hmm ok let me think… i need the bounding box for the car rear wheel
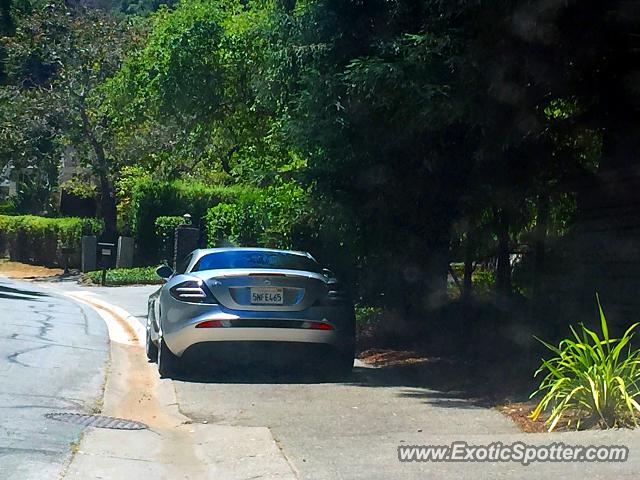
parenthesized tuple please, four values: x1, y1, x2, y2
(157, 337, 180, 378)
(324, 349, 354, 381)
(145, 321, 158, 362)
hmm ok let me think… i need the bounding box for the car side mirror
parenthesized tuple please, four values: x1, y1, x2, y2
(156, 265, 173, 279)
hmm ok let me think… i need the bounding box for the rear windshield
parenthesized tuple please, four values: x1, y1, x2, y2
(192, 251, 321, 273)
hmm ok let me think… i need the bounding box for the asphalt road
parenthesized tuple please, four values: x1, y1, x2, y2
(0, 278, 108, 480)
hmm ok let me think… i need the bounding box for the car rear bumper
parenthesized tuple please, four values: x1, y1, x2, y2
(160, 299, 355, 357)
(165, 324, 353, 357)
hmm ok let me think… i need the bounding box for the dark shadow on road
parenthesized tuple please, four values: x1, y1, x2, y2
(166, 354, 536, 410)
(30, 273, 81, 283)
(169, 361, 356, 384)
(351, 358, 537, 408)
(0, 285, 50, 302)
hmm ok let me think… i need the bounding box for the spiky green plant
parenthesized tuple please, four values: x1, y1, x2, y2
(530, 295, 640, 431)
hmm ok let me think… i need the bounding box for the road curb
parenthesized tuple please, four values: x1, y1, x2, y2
(64, 291, 145, 347)
(60, 289, 299, 480)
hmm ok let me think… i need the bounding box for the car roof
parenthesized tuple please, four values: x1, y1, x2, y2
(191, 247, 314, 259)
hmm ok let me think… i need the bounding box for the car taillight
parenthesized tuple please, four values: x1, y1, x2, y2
(195, 320, 226, 328)
(169, 280, 217, 304)
(305, 321, 334, 330)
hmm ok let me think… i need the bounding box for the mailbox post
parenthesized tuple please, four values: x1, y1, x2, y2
(173, 220, 199, 271)
(97, 242, 115, 286)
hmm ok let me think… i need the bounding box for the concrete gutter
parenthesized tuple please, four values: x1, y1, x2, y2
(62, 292, 298, 480)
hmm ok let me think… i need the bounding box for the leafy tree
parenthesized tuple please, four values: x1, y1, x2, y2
(102, 0, 298, 186)
(261, 0, 515, 311)
(1, 1, 141, 232)
(261, 0, 605, 312)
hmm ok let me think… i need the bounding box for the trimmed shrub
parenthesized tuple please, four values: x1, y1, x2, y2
(0, 215, 103, 267)
(83, 266, 163, 286)
(128, 180, 248, 261)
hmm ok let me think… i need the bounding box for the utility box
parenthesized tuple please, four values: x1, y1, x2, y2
(81, 235, 97, 272)
(116, 236, 134, 268)
(173, 225, 200, 270)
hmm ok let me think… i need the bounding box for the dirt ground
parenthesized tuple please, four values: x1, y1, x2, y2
(498, 401, 548, 433)
(0, 259, 63, 279)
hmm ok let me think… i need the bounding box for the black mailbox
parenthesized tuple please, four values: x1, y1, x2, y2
(97, 242, 116, 269)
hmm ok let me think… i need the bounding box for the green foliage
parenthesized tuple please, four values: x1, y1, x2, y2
(130, 179, 246, 260)
(106, 0, 226, 124)
(154, 215, 184, 233)
(472, 268, 496, 299)
(355, 305, 383, 328)
(0, 1, 142, 230)
(0, 214, 102, 267)
(119, 0, 179, 16)
(60, 176, 98, 200)
(84, 266, 162, 285)
(0, 198, 17, 215)
(0, 88, 60, 213)
(447, 263, 496, 299)
(205, 183, 309, 249)
(154, 215, 183, 261)
(102, 0, 297, 185)
(530, 296, 640, 431)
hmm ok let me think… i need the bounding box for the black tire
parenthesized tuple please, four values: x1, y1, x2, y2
(324, 349, 354, 381)
(157, 336, 180, 378)
(145, 322, 158, 362)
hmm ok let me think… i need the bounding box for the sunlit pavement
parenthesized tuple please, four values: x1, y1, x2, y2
(27, 280, 640, 479)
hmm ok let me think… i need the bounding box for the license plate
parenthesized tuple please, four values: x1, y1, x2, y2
(250, 287, 284, 305)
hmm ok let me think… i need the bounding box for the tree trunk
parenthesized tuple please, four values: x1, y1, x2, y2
(494, 208, 512, 298)
(79, 101, 117, 236)
(98, 174, 117, 237)
(424, 240, 450, 308)
(531, 192, 549, 303)
(462, 232, 474, 302)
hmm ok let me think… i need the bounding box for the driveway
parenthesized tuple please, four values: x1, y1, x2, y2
(40, 281, 640, 479)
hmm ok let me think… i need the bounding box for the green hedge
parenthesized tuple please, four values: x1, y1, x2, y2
(0, 215, 103, 267)
(83, 266, 163, 286)
(129, 180, 248, 261)
(205, 184, 310, 249)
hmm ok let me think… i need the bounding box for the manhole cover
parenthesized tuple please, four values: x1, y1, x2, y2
(45, 413, 147, 430)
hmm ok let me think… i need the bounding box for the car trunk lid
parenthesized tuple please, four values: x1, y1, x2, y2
(194, 269, 327, 311)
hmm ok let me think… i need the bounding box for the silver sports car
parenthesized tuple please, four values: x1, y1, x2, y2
(146, 247, 356, 378)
